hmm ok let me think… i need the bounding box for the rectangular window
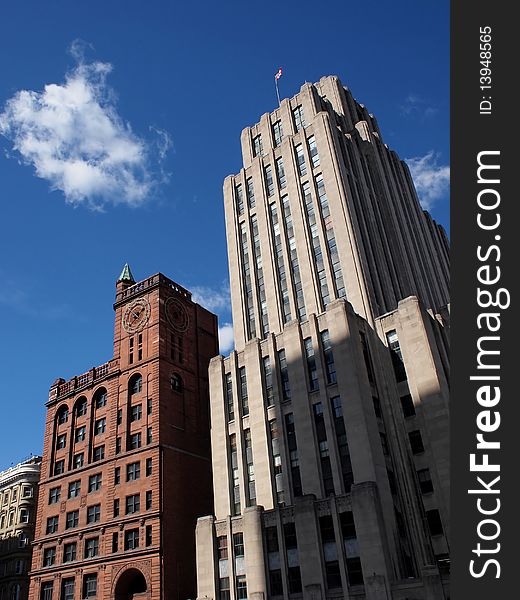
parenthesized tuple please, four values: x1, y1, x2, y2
(56, 434, 66, 449)
(230, 434, 241, 516)
(304, 337, 319, 392)
(65, 510, 79, 530)
(73, 453, 84, 469)
(239, 367, 249, 416)
(236, 576, 248, 600)
(401, 394, 416, 417)
(252, 134, 263, 157)
(276, 157, 286, 189)
(126, 462, 141, 481)
(83, 575, 97, 599)
(265, 164, 274, 196)
(146, 458, 153, 476)
(269, 420, 284, 504)
(360, 331, 375, 384)
(114, 466, 120, 485)
(320, 330, 337, 384)
(112, 532, 119, 553)
(117, 409, 122, 425)
(95, 391, 107, 408)
(295, 143, 307, 176)
(63, 543, 77, 563)
(288, 566, 302, 593)
(43, 547, 56, 567)
(113, 499, 120, 517)
(84, 537, 99, 558)
(68, 480, 81, 499)
(46, 516, 59, 534)
(236, 183, 244, 216)
(147, 398, 153, 414)
(61, 578, 75, 600)
(386, 330, 407, 382)
(87, 504, 101, 524)
(225, 373, 234, 422)
(93, 445, 105, 461)
(147, 427, 153, 444)
(124, 529, 140, 550)
(75, 427, 86, 443)
(262, 356, 274, 407)
(313, 403, 334, 495)
(48, 487, 60, 504)
(278, 349, 291, 401)
(54, 460, 64, 475)
(231, 533, 244, 561)
(130, 433, 142, 449)
(146, 525, 152, 547)
(308, 135, 320, 167)
(269, 570, 283, 596)
(125, 494, 140, 514)
(41, 582, 53, 600)
(426, 509, 444, 536)
(219, 577, 230, 600)
(246, 177, 255, 209)
(292, 105, 305, 131)
(146, 490, 152, 510)
(88, 473, 102, 492)
(272, 120, 283, 147)
(244, 429, 256, 506)
(418, 468, 434, 494)
(217, 536, 228, 560)
(116, 437, 122, 455)
(130, 404, 142, 422)
(94, 417, 106, 435)
(285, 414, 302, 496)
(409, 430, 425, 454)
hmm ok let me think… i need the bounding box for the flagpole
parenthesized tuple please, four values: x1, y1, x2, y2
(275, 76, 281, 107)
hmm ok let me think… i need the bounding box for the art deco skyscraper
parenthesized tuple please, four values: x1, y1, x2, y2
(196, 76, 450, 600)
(28, 268, 218, 600)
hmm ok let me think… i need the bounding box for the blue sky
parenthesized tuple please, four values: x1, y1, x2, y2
(0, 0, 449, 470)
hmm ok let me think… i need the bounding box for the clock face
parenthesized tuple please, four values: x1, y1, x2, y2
(122, 298, 151, 334)
(165, 297, 189, 332)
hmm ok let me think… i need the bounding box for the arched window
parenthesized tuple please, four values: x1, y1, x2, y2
(94, 388, 108, 409)
(129, 374, 142, 395)
(170, 373, 183, 393)
(75, 397, 87, 417)
(57, 405, 69, 425)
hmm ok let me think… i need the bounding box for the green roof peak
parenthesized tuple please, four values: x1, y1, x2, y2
(118, 263, 135, 283)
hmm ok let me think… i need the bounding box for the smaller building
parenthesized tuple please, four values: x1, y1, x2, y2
(0, 456, 42, 600)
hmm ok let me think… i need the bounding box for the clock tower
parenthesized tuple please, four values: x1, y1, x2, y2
(29, 267, 219, 600)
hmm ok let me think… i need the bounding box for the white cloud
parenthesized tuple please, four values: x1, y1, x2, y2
(405, 151, 450, 210)
(191, 282, 231, 313)
(218, 323, 234, 354)
(0, 42, 170, 209)
(400, 94, 438, 120)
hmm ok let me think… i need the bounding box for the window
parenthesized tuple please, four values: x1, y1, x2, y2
(112, 532, 119, 553)
(15, 560, 24, 576)
(54, 460, 64, 475)
(68, 480, 81, 499)
(94, 418, 106, 435)
(146, 490, 152, 510)
(56, 434, 67, 449)
(84, 537, 99, 558)
(233, 532, 244, 557)
(43, 547, 56, 567)
(147, 398, 153, 415)
(63, 543, 77, 563)
(75, 426, 86, 442)
(225, 373, 234, 422)
(386, 330, 407, 382)
(114, 467, 120, 485)
(130, 404, 142, 422)
(400, 394, 416, 417)
(73, 453, 84, 469)
(129, 336, 134, 364)
(380, 432, 389, 455)
(272, 120, 283, 147)
(265, 164, 274, 196)
(285, 414, 302, 496)
(325, 561, 342, 589)
(320, 330, 337, 384)
(88, 473, 102, 492)
(239, 367, 248, 416)
(124, 529, 140, 550)
(217, 536, 228, 560)
(126, 462, 140, 481)
(83, 575, 97, 599)
(276, 157, 286, 189)
(125, 494, 140, 514)
(426, 509, 444, 536)
(146, 458, 153, 476)
(262, 356, 274, 407)
(304, 337, 319, 392)
(147, 427, 153, 444)
(65, 510, 79, 529)
(93, 445, 105, 461)
(269, 570, 283, 596)
(48, 487, 60, 504)
(244, 429, 256, 506)
(130, 433, 141, 449)
(296, 143, 307, 176)
(57, 406, 69, 425)
(61, 579, 74, 600)
(116, 437, 122, 455)
(20, 508, 29, 523)
(22, 486, 32, 498)
(146, 525, 152, 547)
(373, 396, 382, 419)
(417, 468, 434, 494)
(113, 499, 120, 517)
(230, 434, 241, 516)
(87, 504, 101, 524)
(346, 557, 364, 585)
(409, 430, 425, 454)
(18, 532, 28, 548)
(46, 516, 58, 534)
(292, 105, 305, 131)
(236, 183, 244, 216)
(117, 409, 123, 425)
(269, 420, 284, 504)
(95, 390, 107, 408)
(41, 582, 53, 600)
(288, 567, 302, 594)
(236, 576, 248, 600)
(219, 577, 230, 600)
(278, 349, 291, 401)
(130, 375, 142, 395)
(252, 134, 263, 157)
(308, 135, 320, 167)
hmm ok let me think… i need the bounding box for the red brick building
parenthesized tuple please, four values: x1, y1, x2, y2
(28, 267, 218, 600)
